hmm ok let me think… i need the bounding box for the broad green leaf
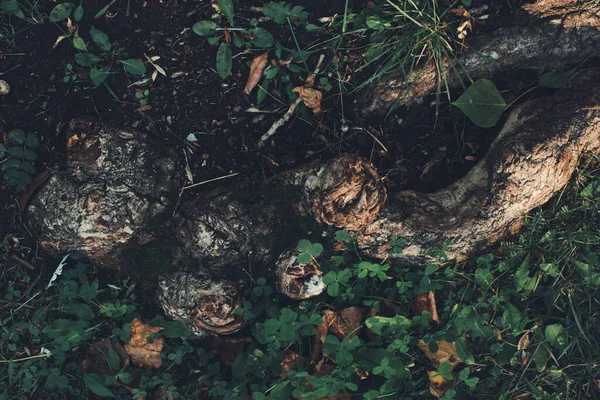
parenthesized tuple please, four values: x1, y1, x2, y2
(64, 302, 94, 320)
(0, 0, 19, 12)
(73, 36, 87, 51)
(107, 343, 120, 372)
(90, 28, 111, 51)
(455, 339, 474, 364)
(75, 52, 100, 67)
(83, 373, 115, 398)
(327, 281, 340, 297)
(538, 68, 576, 89)
(279, 308, 297, 323)
(217, 0, 234, 24)
(159, 321, 191, 337)
(90, 67, 110, 86)
(193, 20, 218, 36)
(250, 27, 274, 48)
(257, 78, 268, 105)
(475, 268, 494, 288)
(264, 319, 281, 334)
(452, 79, 506, 128)
(279, 324, 295, 341)
(545, 324, 567, 350)
(49, 3, 73, 21)
(336, 348, 353, 367)
(581, 179, 600, 199)
(74, 3, 83, 21)
(572, 260, 600, 285)
(216, 43, 232, 79)
(119, 59, 146, 75)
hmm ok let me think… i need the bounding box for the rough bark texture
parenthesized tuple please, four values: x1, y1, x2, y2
(358, 68, 600, 262)
(26, 118, 182, 262)
(356, 0, 600, 117)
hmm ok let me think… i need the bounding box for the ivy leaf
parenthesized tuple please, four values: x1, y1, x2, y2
(193, 20, 218, 36)
(216, 43, 232, 80)
(90, 28, 111, 52)
(49, 3, 73, 22)
(119, 59, 146, 75)
(217, 0, 234, 24)
(452, 79, 506, 128)
(83, 373, 115, 398)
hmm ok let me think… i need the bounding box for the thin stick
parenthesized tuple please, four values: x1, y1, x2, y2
(259, 54, 325, 147)
(182, 172, 239, 190)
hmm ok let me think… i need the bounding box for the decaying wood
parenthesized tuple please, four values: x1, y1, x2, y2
(356, 0, 600, 117)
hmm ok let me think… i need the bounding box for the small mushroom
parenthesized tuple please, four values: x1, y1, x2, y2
(158, 272, 246, 336)
(276, 250, 325, 300)
(0, 80, 9, 95)
(302, 153, 387, 231)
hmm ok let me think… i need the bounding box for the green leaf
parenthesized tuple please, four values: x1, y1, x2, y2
(475, 268, 494, 288)
(545, 324, 567, 350)
(74, 3, 83, 21)
(94, 0, 116, 19)
(455, 339, 474, 364)
(119, 59, 146, 75)
(581, 179, 600, 199)
(264, 319, 281, 334)
(159, 321, 191, 337)
(279, 324, 295, 342)
(107, 344, 120, 372)
(0, 0, 19, 12)
(117, 372, 132, 384)
(90, 67, 110, 86)
(90, 28, 112, 52)
(250, 27, 274, 48)
(452, 79, 506, 128)
(84, 373, 115, 398)
(306, 24, 320, 32)
(75, 52, 101, 67)
(49, 3, 73, 22)
(216, 43, 232, 79)
(538, 68, 576, 89)
(73, 36, 87, 51)
(193, 20, 218, 36)
(279, 308, 297, 323)
(336, 348, 353, 367)
(217, 0, 234, 24)
(64, 302, 95, 320)
(327, 281, 340, 297)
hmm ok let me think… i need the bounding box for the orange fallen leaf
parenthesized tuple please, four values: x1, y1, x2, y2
(244, 52, 269, 95)
(224, 27, 231, 43)
(293, 86, 322, 115)
(428, 370, 453, 398)
(123, 318, 164, 369)
(136, 104, 153, 112)
(412, 291, 440, 323)
(417, 340, 462, 369)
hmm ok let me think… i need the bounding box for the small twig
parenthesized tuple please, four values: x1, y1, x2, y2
(182, 172, 239, 190)
(8, 254, 35, 271)
(259, 54, 325, 147)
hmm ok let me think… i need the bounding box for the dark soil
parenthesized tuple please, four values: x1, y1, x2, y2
(0, 0, 521, 250)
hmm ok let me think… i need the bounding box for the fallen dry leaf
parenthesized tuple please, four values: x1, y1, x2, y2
(517, 332, 531, 351)
(428, 370, 453, 398)
(123, 318, 164, 369)
(417, 340, 461, 369)
(244, 52, 269, 95)
(293, 86, 322, 115)
(82, 339, 129, 377)
(412, 291, 440, 323)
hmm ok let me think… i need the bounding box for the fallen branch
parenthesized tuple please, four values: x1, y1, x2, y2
(258, 54, 325, 146)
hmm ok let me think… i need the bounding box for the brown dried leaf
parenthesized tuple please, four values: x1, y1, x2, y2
(211, 336, 252, 366)
(428, 370, 453, 398)
(244, 52, 269, 95)
(312, 307, 366, 367)
(412, 291, 440, 323)
(123, 318, 164, 369)
(517, 332, 531, 351)
(417, 340, 461, 369)
(293, 86, 322, 115)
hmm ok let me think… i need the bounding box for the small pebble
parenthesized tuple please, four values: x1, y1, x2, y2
(0, 80, 9, 95)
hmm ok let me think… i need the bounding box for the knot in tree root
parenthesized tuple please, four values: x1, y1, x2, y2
(302, 153, 387, 231)
(275, 250, 325, 300)
(158, 272, 246, 336)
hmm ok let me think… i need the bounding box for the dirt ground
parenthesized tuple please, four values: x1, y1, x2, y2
(0, 0, 520, 242)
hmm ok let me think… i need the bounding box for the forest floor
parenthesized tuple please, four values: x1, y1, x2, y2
(1, 0, 599, 399)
